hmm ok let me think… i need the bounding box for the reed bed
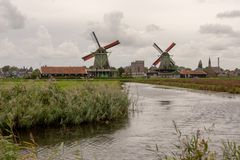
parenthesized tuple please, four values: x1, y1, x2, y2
(0, 82, 129, 129)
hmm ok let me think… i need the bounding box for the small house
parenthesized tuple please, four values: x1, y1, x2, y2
(180, 69, 207, 78)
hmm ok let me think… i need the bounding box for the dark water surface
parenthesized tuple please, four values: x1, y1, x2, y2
(23, 83, 240, 160)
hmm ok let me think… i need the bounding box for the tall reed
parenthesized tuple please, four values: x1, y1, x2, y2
(0, 82, 129, 129)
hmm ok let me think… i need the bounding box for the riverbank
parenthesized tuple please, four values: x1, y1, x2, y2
(1, 80, 240, 159)
(0, 80, 129, 130)
(123, 77, 240, 94)
(28, 82, 240, 159)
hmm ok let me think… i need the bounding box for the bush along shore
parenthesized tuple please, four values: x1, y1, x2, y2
(0, 82, 130, 130)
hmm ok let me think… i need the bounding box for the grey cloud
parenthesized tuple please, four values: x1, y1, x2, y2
(34, 26, 80, 59)
(0, 38, 18, 58)
(103, 11, 124, 31)
(199, 24, 239, 36)
(0, 26, 81, 67)
(0, 0, 25, 32)
(197, 0, 206, 3)
(174, 32, 240, 69)
(84, 11, 156, 48)
(208, 45, 228, 51)
(217, 10, 240, 18)
(145, 24, 161, 32)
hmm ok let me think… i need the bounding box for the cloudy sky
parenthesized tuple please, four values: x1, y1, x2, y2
(0, 0, 240, 69)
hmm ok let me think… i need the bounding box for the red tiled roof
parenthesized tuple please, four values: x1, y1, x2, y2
(180, 69, 207, 75)
(192, 70, 207, 75)
(180, 69, 192, 75)
(41, 66, 87, 74)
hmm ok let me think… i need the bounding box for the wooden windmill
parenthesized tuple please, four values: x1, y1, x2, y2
(82, 32, 120, 70)
(151, 42, 176, 72)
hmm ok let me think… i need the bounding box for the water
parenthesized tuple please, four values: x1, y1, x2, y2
(22, 83, 240, 159)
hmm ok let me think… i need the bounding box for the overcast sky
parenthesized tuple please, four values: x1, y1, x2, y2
(0, 0, 240, 69)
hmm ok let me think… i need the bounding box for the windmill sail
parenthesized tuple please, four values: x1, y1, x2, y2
(153, 43, 163, 53)
(82, 52, 95, 61)
(82, 31, 120, 70)
(104, 40, 120, 49)
(151, 42, 176, 72)
(92, 31, 101, 48)
(165, 42, 176, 52)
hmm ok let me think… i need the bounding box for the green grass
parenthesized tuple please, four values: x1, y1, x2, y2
(0, 80, 129, 129)
(123, 77, 240, 94)
(0, 79, 123, 89)
(1, 76, 240, 94)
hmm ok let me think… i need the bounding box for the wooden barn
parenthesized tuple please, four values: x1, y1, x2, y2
(41, 66, 88, 78)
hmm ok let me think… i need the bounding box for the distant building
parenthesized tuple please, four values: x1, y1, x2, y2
(180, 69, 207, 78)
(222, 68, 240, 77)
(204, 66, 224, 77)
(204, 57, 224, 77)
(41, 66, 88, 78)
(0, 66, 32, 78)
(125, 60, 145, 77)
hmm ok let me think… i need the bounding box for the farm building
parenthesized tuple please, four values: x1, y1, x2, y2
(180, 69, 207, 78)
(41, 66, 88, 78)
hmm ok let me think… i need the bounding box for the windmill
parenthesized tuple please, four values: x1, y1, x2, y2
(151, 42, 176, 72)
(82, 32, 120, 70)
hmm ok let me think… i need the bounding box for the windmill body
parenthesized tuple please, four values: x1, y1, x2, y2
(82, 32, 120, 77)
(149, 42, 178, 77)
(158, 52, 175, 72)
(93, 48, 110, 69)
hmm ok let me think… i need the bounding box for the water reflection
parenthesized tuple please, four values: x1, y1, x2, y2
(159, 100, 171, 106)
(19, 120, 129, 147)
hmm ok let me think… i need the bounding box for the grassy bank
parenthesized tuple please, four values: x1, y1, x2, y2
(124, 78, 240, 94)
(0, 81, 129, 129)
(2, 77, 240, 94)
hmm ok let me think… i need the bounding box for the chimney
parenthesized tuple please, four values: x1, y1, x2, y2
(208, 57, 211, 68)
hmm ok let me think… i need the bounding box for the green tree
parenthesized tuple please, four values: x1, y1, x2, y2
(118, 67, 125, 77)
(31, 69, 40, 79)
(9, 66, 19, 72)
(2, 65, 10, 73)
(198, 60, 203, 69)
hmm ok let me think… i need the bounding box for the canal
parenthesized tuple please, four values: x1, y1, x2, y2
(31, 83, 240, 159)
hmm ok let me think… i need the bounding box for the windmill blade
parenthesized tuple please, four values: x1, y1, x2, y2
(170, 59, 175, 65)
(104, 40, 120, 50)
(153, 43, 163, 53)
(92, 31, 101, 48)
(82, 52, 95, 61)
(152, 57, 161, 66)
(165, 42, 176, 52)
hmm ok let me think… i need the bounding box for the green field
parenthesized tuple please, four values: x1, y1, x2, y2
(124, 77, 240, 94)
(0, 79, 122, 89)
